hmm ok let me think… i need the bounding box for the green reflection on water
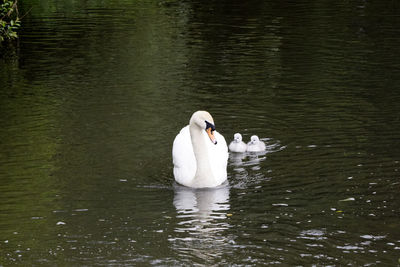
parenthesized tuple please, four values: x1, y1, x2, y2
(0, 69, 63, 264)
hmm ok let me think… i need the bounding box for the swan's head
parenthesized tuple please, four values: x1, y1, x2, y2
(233, 133, 242, 143)
(190, 111, 217, 145)
(250, 135, 260, 145)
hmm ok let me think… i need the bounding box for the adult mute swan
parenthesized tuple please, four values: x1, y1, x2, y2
(228, 133, 247, 153)
(246, 135, 266, 152)
(172, 111, 228, 188)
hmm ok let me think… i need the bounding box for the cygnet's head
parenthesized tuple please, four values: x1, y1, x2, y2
(250, 135, 260, 144)
(233, 133, 242, 143)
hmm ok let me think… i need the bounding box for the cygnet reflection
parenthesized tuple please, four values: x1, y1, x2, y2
(229, 151, 247, 167)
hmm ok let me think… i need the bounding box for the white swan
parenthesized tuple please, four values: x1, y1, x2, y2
(228, 133, 247, 153)
(172, 111, 228, 188)
(246, 135, 266, 152)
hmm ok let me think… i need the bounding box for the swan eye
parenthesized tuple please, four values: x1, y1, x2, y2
(205, 121, 215, 132)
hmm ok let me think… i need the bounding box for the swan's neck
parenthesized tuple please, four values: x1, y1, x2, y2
(189, 124, 214, 186)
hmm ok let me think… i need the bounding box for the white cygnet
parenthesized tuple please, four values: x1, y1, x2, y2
(229, 133, 247, 153)
(246, 135, 266, 152)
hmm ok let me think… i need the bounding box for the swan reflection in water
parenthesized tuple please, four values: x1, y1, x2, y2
(170, 184, 232, 262)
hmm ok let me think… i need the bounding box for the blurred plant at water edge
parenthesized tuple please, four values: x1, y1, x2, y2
(0, 0, 20, 43)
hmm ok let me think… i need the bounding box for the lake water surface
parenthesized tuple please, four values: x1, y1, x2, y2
(1, 0, 400, 265)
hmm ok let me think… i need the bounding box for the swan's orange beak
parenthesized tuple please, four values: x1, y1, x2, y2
(206, 127, 217, 145)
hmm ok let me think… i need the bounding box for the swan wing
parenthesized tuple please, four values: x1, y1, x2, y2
(172, 126, 196, 186)
(209, 131, 228, 184)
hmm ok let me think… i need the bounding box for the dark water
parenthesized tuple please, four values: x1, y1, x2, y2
(1, 0, 400, 265)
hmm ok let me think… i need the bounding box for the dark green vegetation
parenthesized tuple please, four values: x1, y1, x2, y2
(0, 0, 20, 43)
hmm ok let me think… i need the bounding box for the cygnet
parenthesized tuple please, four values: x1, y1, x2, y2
(246, 135, 266, 152)
(229, 133, 247, 153)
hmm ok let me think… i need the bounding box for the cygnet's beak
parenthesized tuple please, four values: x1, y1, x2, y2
(206, 127, 217, 145)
